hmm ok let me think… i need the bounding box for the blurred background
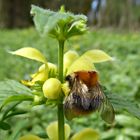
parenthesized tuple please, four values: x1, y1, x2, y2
(0, 0, 140, 140)
(1, 0, 140, 29)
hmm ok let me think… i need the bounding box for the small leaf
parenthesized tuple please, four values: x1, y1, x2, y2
(0, 121, 11, 130)
(82, 50, 113, 63)
(9, 47, 47, 64)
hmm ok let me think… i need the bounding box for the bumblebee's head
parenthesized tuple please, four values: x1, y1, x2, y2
(65, 74, 75, 88)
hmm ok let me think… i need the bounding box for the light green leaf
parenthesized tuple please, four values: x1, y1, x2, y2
(115, 135, 131, 140)
(123, 128, 140, 137)
(10, 47, 47, 64)
(115, 114, 140, 127)
(0, 80, 33, 109)
(82, 50, 113, 63)
(101, 129, 119, 139)
(31, 5, 87, 39)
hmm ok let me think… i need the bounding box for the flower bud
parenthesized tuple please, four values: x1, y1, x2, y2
(19, 134, 41, 140)
(46, 121, 71, 140)
(43, 78, 61, 99)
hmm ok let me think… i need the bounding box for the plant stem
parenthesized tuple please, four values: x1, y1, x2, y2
(58, 40, 65, 140)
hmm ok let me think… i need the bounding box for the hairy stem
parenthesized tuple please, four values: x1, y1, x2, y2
(58, 40, 65, 140)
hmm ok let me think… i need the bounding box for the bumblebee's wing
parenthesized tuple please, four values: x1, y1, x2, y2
(99, 95, 115, 124)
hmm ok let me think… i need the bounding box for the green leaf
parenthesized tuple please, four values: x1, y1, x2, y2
(9, 47, 47, 64)
(1, 95, 33, 109)
(115, 114, 140, 126)
(4, 109, 28, 120)
(123, 128, 140, 137)
(31, 5, 58, 35)
(0, 80, 33, 109)
(31, 5, 87, 39)
(107, 93, 140, 119)
(7, 120, 28, 140)
(1, 102, 21, 121)
(0, 121, 11, 130)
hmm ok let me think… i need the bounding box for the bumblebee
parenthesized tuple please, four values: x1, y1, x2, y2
(64, 71, 115, 124)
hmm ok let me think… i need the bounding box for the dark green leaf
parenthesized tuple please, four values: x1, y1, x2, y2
(107, 93, 140, 119)
(1, 102, 21, 121)
(0, 121, 11, 130)
(1, 94, 33, 109)
(4, 110, 28, 120)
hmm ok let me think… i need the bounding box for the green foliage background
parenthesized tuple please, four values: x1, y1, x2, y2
(0, 28, 140, 139)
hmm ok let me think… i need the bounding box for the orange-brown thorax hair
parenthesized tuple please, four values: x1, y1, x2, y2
(74, 71, 99, 87)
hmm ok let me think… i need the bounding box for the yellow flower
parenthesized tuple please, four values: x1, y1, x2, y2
(46, 121, 71, 140)
(71, 128, 100, 140)
(19, 134, 41, 140)
(67, 49, 113, 75)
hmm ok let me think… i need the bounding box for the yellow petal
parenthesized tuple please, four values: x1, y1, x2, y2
(46, 121, 71, 140)
(10, 47, 47, 63)
(67, 55, 96, 75)
(83, 49, 113, 63)
(71, 128, 100, 140)
(21, 80, 34, 86)
(67, 49, 113, 74)
(19, 134, 41, 140)
(64, 50, 79, 74)
(31, 70, 48, 82)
